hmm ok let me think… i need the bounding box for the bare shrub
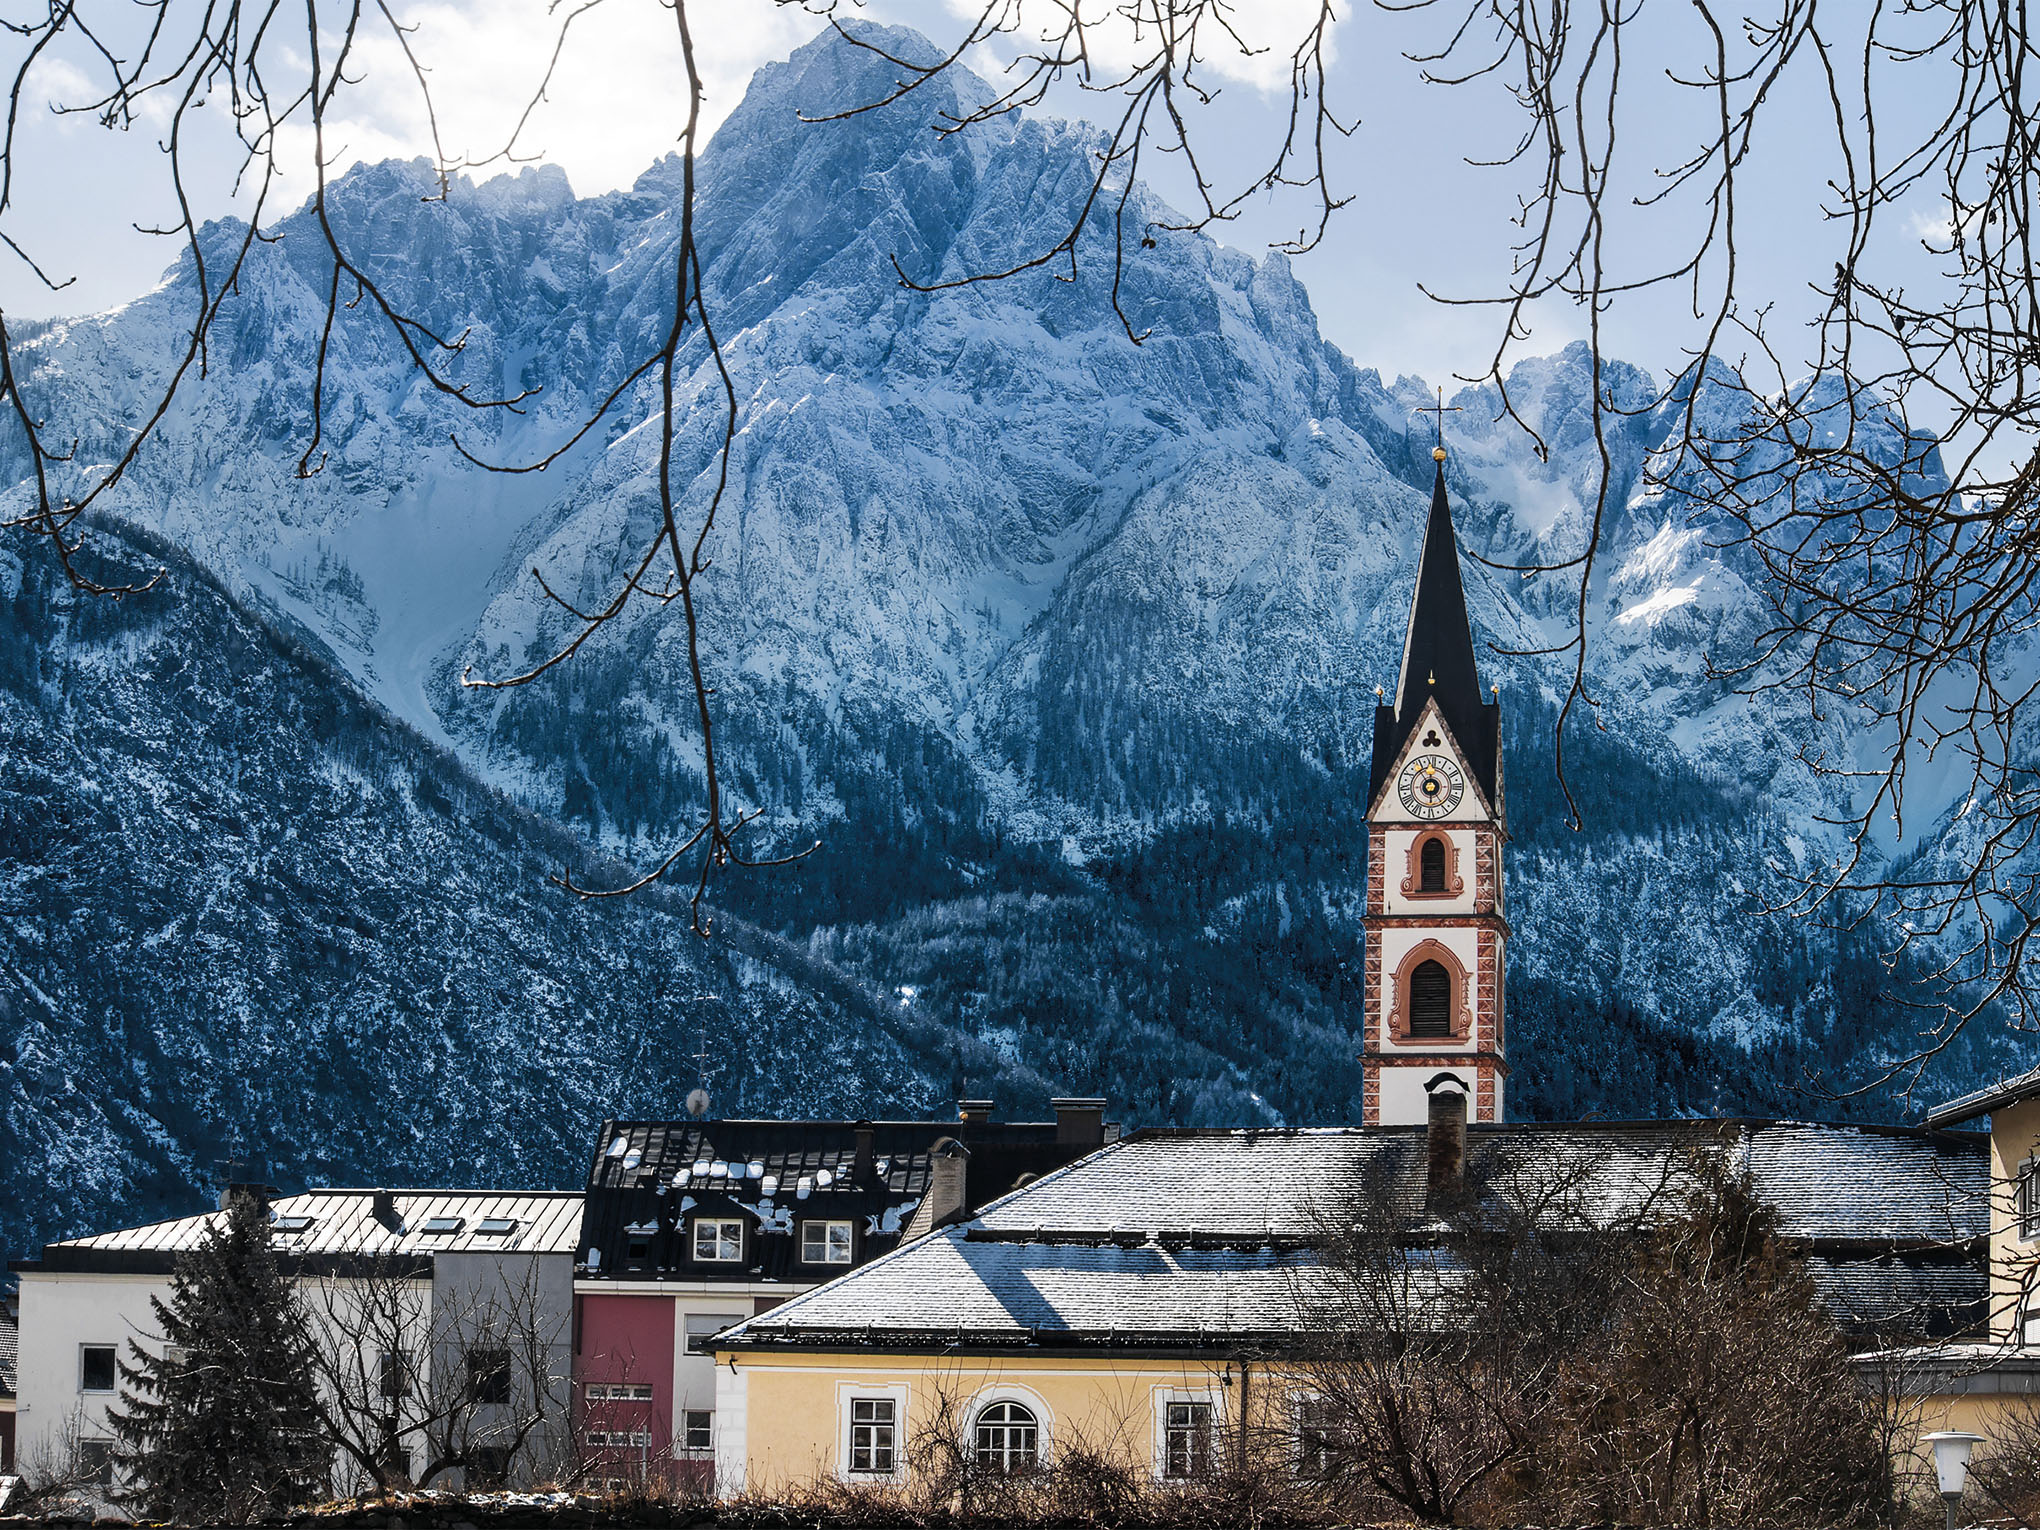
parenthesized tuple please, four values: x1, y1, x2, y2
(301, 1253, 571, 1494)
(1297, 1137, 1887, 1527)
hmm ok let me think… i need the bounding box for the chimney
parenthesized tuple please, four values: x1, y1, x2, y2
(1425, 1085, 1468, 1211)
(216, 1154, 274, 1210)
(957, 1099, 995, 1128)
(1052, 1097, 1107, 1150)
(372, 1188, 403, 1231)
(925, 1137, 972, 1228)
(853, 1123, 876, 1181)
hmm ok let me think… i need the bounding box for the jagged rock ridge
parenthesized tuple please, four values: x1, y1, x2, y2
(0, 24, 2007, 1249)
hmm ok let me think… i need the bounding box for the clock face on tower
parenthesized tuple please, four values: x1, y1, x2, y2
(1397, 754, 1466, 820)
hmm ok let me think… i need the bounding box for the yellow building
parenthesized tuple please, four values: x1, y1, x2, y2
(711, 1117, 1988, 1497)
(1866, 1069, 2040, 1442)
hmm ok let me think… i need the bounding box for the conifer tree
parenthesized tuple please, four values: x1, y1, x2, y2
(109, 1188, 332, 1522)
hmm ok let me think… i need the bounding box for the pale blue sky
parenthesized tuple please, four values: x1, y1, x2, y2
(0, 1, 1949, 405)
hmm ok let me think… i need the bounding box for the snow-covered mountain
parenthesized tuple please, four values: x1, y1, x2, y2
(0, 24, 2003, 1247)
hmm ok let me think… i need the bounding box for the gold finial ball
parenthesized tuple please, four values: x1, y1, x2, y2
(1432, 446, 1448, 462)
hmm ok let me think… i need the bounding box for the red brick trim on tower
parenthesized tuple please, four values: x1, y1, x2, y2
(1476, 928, 1499, 1051)
(1359, 1047, 1511, 1074)
(1368, 914, 1512, 932)
(1473, 831, 1498, 912)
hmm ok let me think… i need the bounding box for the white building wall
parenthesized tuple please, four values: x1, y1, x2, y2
(674, 1295, 754, 1464)
(13, 1272, 173, 1473)
(712, 1354, 748, 1497)
(1375, 926, 1481, 1050)
(16, 1268, 452, 1493)
(1377, 1066, 1478, 1126)
(1378, 827, 1481, 917)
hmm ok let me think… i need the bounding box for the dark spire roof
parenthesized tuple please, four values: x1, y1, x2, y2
(1370, 462, 1502, 810)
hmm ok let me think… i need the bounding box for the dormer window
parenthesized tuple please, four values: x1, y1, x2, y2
(692, 1218, 745, 1263)
(802, 1220, 854, 1265)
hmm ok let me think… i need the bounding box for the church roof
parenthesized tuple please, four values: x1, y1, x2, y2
(713, 1120, 1989, 1353)
(1370, 464, 1501, 809)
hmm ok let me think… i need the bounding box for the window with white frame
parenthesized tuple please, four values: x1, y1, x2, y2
(465, 1345, 511, 1405)
(692, 1218, 745, 1262)
(78, 1440, 115, 1486)
(585, 1382, 656, 1401)
(684, 1313, 733, 1355)
(1293, 1396, 1338, 1479)
(974, 1401, 1039, 1474)
(80, 1345, 117, 1393)
(1162, 1400, 1213, 1480)
(849, 1397, 897, 1475)
(802, 1220, 854, 1265)
(684, 1410, 713, 1454)
(2022, 1158, 2040, 1241)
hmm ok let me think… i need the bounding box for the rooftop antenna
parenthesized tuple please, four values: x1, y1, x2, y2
(1414, 385, 1462, 462)
(685, 997, 719, 1119)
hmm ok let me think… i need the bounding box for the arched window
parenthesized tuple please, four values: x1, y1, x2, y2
(1419, 837, 1446, 893)
(1409, 960, 1452, 1038)
(1400, 832, 1462, 899)
(974, 1401, 1039, 1474)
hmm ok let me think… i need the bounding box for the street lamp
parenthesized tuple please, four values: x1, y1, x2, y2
(1923, 1430, 1985, 1530)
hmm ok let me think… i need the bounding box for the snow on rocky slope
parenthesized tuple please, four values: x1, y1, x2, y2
(0, 24, 2006, 1240)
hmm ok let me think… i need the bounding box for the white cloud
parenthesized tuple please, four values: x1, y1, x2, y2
(273, 0, 818, 201)
(942, 0, 1339, 97)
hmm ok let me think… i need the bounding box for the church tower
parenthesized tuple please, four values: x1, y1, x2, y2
(1361, 449, 1508, 1126)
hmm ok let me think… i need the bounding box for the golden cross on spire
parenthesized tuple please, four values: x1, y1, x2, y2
(1414, 385, 1463, 460)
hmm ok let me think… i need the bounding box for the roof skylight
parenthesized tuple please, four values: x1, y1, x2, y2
(271, 1215, 314, 1233)
(476, 1217, 518, 1236)
(421, 1216, 464, 1235)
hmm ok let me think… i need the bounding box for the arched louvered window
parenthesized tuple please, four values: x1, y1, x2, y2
(974, 1401, 1039, 1474)
(1409, 960, 1452, 1038)
(1419, 837, 1447, 893)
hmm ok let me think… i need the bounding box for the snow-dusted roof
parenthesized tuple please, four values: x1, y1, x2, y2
(718, 1121, 1987, 1351)
(0, 1292, 16, 1398)
(578, 1116, 1101, 1283)
(1927, 1062, 2040, 1128)
(21, 1189, 583, 1276)
(966, 1121, 1987, 1244)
